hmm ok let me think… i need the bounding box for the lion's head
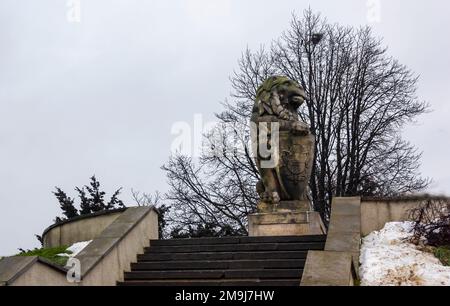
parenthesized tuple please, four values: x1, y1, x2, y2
(254, 76, 306, 120)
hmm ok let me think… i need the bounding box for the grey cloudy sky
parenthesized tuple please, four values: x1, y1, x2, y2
(1, 0, 449, 255)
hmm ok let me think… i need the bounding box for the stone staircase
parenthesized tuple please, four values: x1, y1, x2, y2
(118, 235, 326, 286)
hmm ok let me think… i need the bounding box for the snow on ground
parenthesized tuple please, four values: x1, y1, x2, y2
(58, 240, 92, 258)
(360, 222, 450, 286)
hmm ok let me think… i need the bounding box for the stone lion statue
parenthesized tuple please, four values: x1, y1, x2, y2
(251, 76, 314, 210)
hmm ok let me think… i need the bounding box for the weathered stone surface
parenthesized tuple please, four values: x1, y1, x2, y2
(251, 212, 308, 225)
(0, 256, 36, 285)
(0, 256, 69, 286)
(100, 222, 135, 238)
(77, 237, 120, 257)
(248, 211, 325, 237)
(42, 209, 124, 248)
(115, 206, 151, 224)
(360, 197, 445, 236)
(300, 251, 354, 286)
(325, 197, 361, 272)
(257, 200, 310, 213)
(329, 197, 361, 216)
(75, 207, 158, 281)
(328, 215, 361, 234)
(300, 197, 362, 286)
(325, 232, 361, 253)
(10, 260, 70, 286)
(75, 254, 102, 276)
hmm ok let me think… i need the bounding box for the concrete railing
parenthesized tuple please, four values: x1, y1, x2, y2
(301, 197, 360, 286)
(42, 208, 126, 248)
(78, 207, 158, 285)
(0, 206, 158, 286)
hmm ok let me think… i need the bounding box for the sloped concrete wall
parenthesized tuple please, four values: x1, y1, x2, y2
(301, 197, 360, 286)
(10, 261, 72, 286)
(43, 209, 125, 248)
(301, 251, 354, 286)
(0, 256, 70, 286)
(79, 207, 158, 286)
(1, 207, 158, 286)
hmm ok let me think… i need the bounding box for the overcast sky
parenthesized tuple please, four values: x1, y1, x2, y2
(1, 0, 449, 255)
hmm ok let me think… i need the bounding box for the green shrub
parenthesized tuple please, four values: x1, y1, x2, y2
(17, 246, 71, 266)
(434, 246, 450, 266)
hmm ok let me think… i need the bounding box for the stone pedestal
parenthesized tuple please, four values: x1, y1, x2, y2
(256, 200, 310, 213)
(248, 200, 326, 237)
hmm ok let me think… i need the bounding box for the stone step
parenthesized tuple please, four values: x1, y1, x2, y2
(124, 269, 302, 280)
(137, 250, 309, 262)
(120, 235, 327, 286)
(149, 235, 326, 246)
(138, 251, 308, 261)
(144, 242, 325, 253)
(131, 259, 306, 271)
(118, 279, 300, 286)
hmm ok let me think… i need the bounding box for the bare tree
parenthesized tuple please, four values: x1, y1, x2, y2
(131, 189, 162, 207)
(162, 153, 255, 236)
(162, 9, 429, 235)
(409, 196, 450, 247)
(131, 189, 170, 238)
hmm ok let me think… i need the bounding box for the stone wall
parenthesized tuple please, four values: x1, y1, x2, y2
(360, 196, 448, 236)
(42, 209, 125, 248)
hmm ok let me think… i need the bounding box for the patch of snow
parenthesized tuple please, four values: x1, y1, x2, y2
(360, 222, 450, 286)
(57, 240, 92, 258)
